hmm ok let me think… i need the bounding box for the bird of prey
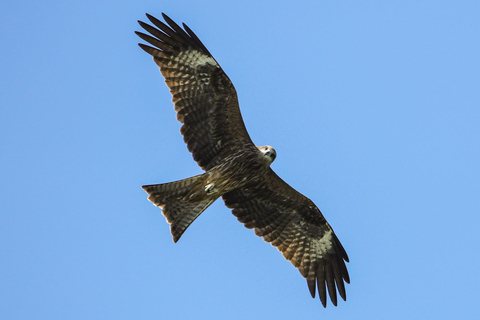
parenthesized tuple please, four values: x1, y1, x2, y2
(136, 13, 350, 307)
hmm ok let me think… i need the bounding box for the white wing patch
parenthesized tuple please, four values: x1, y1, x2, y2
(173, 50, 217, 69)
(316, 229, 333, 257)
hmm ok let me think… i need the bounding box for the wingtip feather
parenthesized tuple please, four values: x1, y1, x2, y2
(317, 265, 327, 307)
(307, 278, 316, 298)
(325, 264, 337, 306)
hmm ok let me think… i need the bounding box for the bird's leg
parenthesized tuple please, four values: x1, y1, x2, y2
(205, 182, 218, 195)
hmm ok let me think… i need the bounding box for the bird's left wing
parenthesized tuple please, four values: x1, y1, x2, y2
(222, 169, 350, 307)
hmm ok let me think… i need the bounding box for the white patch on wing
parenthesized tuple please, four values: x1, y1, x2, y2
(178, 50, 217, 68)
(316, 230, 333, 257)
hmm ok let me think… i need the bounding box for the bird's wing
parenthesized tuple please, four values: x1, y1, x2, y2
(222, 169, 350, 307)
(136, 13, 256, 171)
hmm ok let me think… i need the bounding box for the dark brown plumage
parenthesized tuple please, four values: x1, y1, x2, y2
(136, 13, 349, 307)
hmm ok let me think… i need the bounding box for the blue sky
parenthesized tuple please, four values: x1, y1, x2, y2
(1, 1, 479, 319)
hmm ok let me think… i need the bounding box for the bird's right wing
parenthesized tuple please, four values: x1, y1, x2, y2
(136, 13, 256, 171)
(222, 169, 350, 307)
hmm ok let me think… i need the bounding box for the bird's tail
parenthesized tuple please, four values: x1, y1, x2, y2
(142, 173, 219, 242)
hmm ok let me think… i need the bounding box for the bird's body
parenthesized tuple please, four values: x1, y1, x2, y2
(202, 145, 277, 197)
(136, 13, 350, 307)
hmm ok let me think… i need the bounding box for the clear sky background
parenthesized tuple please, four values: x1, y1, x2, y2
(1, 1, 479, 319)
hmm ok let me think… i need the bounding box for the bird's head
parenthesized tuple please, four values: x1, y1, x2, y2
(257, 145, 276, 164)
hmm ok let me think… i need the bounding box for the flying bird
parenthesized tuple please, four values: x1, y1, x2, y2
(136, 13, 350, 307)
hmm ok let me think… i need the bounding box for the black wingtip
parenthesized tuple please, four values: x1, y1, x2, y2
(146, 12, 155, 20)
(320, 296, 327, 308)
(317, 266, 327, 307)
(137, 43, 152, 54)
(146, 13, 163, 28)
(161, 12, 175, 26)
(307, 278, 316, 298)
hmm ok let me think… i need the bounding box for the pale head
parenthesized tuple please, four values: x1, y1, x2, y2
(257, 145, 276, 164)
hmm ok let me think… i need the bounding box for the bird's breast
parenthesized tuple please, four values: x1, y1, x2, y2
(207, 151, 270, 193)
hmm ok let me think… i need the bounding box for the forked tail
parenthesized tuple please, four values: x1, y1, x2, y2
(142, 174, 219, 242)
